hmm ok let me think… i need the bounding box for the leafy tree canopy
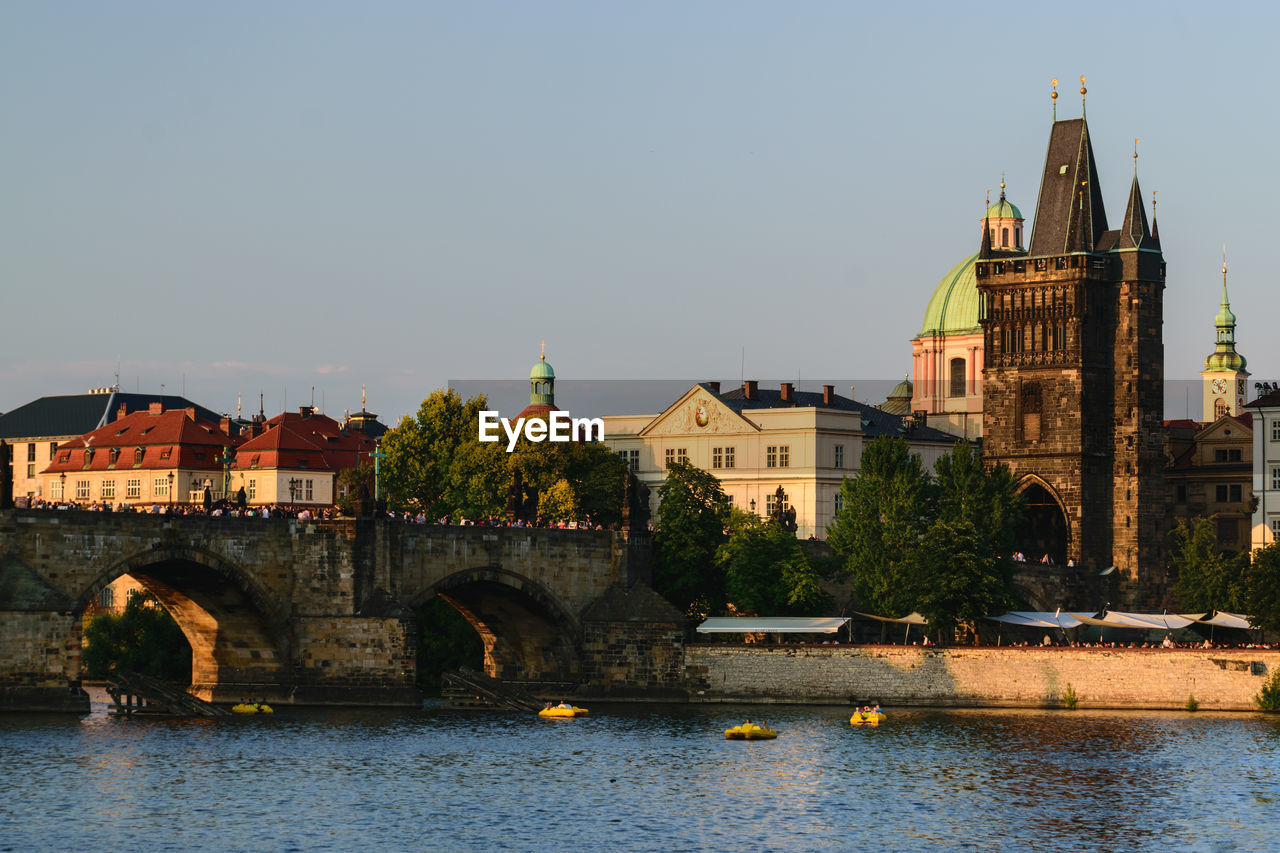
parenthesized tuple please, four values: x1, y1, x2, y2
(1170, 517, 1246, 613)
(717, 515, 830, 616)
(1243, 541, 1280, 633)
(653, 461, 731, 617)
(83, 591, 192, 682)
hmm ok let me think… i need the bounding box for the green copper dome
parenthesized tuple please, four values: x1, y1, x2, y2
(986, 197, 1022, 219)
(919, 253, 980, 336)
(1214, 301, 1237, 329)
(530, 356, 555, 380)
(1205, 351, 1247, 372)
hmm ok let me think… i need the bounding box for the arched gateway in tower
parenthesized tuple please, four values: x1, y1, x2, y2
(977, 98, 1167, 606)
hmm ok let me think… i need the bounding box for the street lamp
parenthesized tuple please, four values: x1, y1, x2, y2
(289, 477, 300, 504)
(220, 446, 234, 503)
(167, 471, 174, 509)
(372, 441, 385, 502)
(59, 472, 66, 503)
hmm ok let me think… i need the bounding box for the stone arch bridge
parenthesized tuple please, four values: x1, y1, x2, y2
(0, 511, 685, 712)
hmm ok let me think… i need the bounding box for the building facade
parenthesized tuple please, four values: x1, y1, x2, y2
(602, 381, 957, 540)
(1166, 414, 1254, 551)
(976, 109, 1167, 603)
(1249, 387, 1280, 549)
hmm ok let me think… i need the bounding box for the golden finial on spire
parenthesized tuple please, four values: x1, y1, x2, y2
(1223, 244, 1228, 278)
(986, 188, 991, 207)
(237, 392, 242, 418)
(1080, 75, 1087, 116)
(540, 340, 546, 360)
(1000, 171, 1006, 195)
(1133, 138, 1140, 173)
(362, 383, 366, 410)
(1051, 78, 1058, 119)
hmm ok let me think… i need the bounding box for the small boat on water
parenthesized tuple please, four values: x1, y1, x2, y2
(850, 711, 885, 726)
(232, 702, 274, 715)
(724, 722, 777, 740)
(538, 706, 589, 718)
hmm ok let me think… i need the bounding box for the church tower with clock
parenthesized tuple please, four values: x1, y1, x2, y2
(977, 79, 1168, 605)
(1200, 264, 1249, 420)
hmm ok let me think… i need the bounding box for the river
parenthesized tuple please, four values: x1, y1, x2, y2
(2, 690, 1278, 851)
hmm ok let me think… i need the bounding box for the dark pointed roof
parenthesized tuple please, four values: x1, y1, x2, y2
(1117, 173, 1157, 250)
(978, 211, 993, 259)
(1028, 118, 1109, 255)
(0, 391, 220, 440)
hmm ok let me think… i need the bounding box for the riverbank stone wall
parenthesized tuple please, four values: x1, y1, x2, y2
(684, 645, 1280, 711)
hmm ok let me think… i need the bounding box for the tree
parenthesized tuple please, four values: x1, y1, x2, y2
(380, 389, 508, 519)
(82, 591, 192, 682)
(510, 437, 628, 526)
(1170, 517, 1245, 612)
(717, 517, 830, 616)
(653, 461, 731, 617)
(415, 597, 484, 692)
(825, 436, 932, 618)
(910, 516, 1015, 644)
(336, 461, 374, 514)
(539, 478, 578, 523)
(1243, 541, 1280, 633)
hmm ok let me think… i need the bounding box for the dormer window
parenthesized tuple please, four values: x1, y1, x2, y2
(134, 447, 144, 464)
(160, 447, 172, 460)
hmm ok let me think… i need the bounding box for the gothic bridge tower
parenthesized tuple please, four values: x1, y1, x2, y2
(977, 82, 1167, 605)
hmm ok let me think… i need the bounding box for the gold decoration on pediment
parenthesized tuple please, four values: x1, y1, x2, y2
(648, 397, 737, 436)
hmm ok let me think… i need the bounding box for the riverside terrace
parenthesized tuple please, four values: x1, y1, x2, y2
(0, 508, 683, 713)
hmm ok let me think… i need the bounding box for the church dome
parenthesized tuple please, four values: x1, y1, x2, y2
(530, 356, 555, 380)
(919, 253, 980, 336)
(1214, 301, 1237, 329)
(1205, 351, 1247, 372)
(986, 197, 1022, 220)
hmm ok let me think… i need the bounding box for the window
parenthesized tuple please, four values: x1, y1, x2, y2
(248, 479, 256, 500)
(101, 480, 115, 500)
(1215, 399, 1228, 418)
(27, 444, 35, 462)
(767, 446, 789, 468)
(834, 445, 844, 469)
(1273, 420, 1280, 442)
(765, 492, 790, 517)
(1217, 518, 1238, 544)
(1273, 467, 1280, 491)
(26, 464, 35, 478)
(99, 587, 114, 609)
(713, 447, 723, 469)
(723, 447, 735, 468)
(1272, 518, 1280, 541)
(664, 448, 687, 468)
(49, 442, 57, 460)
(126, 479, 141, 500)
(160, 447, 172, 460)
(1175, 484, 1187, 504)
(1229, 449, 1242, 462)
(304, 479, 314, 501)
(134, 448, 144, 465)
(1216, 484, 1228, 503)
(108, 448, 119, 465)
(154, 477, 169, 497)
(1230, 484, 1242, 503)
(949, 358, 966, 398)
(75, 480, 90, 500)
(1214, 449, 1227, 463)
(833, 491, 844, 514)
(767, 446, 777, 467)
(617, 450, 639, 471)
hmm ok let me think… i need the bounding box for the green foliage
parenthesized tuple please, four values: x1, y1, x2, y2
(910, 516, 1015, 644)
(825, 436, 932, 618)
(1185, 694, 1199, 712)
(1243, 542, 1280, 633)
(1170, 517, 1246, 612)
(336, 461, 374, 514)
(1062, 683, 1078, 710)
(539, 478, 578, 523)
(825, 438, 1021, 644)
(717, 516, 830, 616)
(381, 389, 506, 518)
(1256, 667, 1280, 712)
(82, 591, 192, 682)
(415, 597, 484, 693)
(653, 461, 731, 617)
(512, 439, 628, 527)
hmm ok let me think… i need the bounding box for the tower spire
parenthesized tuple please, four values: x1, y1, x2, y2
(1051, 78, 1058, 121)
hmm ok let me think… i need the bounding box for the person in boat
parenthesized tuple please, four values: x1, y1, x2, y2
(544, 702, 553, 710)
(872, 704, 882, 715)
(557, 700, 572, 709)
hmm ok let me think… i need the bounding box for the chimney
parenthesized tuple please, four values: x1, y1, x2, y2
(184, 407, 196, 419)
(220, 416, 233, 436)
(148, 402, 163, 415)
(117, 403, 129, 420)
(707, 381, 720, 394)
(744, 380, 758, 400)
(823, 385, 834, 406)
(780, 382, 794, 403)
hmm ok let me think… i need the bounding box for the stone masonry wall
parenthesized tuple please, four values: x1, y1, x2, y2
(685, 645, 1280, 711)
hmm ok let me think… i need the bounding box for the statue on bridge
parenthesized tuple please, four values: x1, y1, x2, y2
(621, 471, 650, 532)
(770, 485, 797, 534)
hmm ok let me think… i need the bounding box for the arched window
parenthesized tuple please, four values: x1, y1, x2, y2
(134, 447, 144, 464)
(1001, 227, 1009, 247)
(1215, 398, 1229, 417)
(1015, 226, 1021, 247)
(949, 358, 966, 397)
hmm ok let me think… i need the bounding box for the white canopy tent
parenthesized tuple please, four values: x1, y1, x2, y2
(1070, 611, 1204, 631)
(1197, 612, 1254, 630)
(696, 617, 851, 634)
(985, 611, 1084, 630)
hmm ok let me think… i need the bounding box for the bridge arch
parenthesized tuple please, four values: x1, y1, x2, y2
(1014, 475, 1071, 567)
(408, 566, 583, 685)
(77, 544, 292, 702)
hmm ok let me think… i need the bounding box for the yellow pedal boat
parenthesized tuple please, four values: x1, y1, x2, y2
(850, 711, 885, 726)
(538, 706, 589, 718)
(232, 702, 273, 715)
(725, 722, 777, 740)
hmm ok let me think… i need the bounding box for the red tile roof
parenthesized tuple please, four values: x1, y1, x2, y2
(43, 408, 233, 474)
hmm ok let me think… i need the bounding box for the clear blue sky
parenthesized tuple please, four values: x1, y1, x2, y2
(3, 1, 1275, 423)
